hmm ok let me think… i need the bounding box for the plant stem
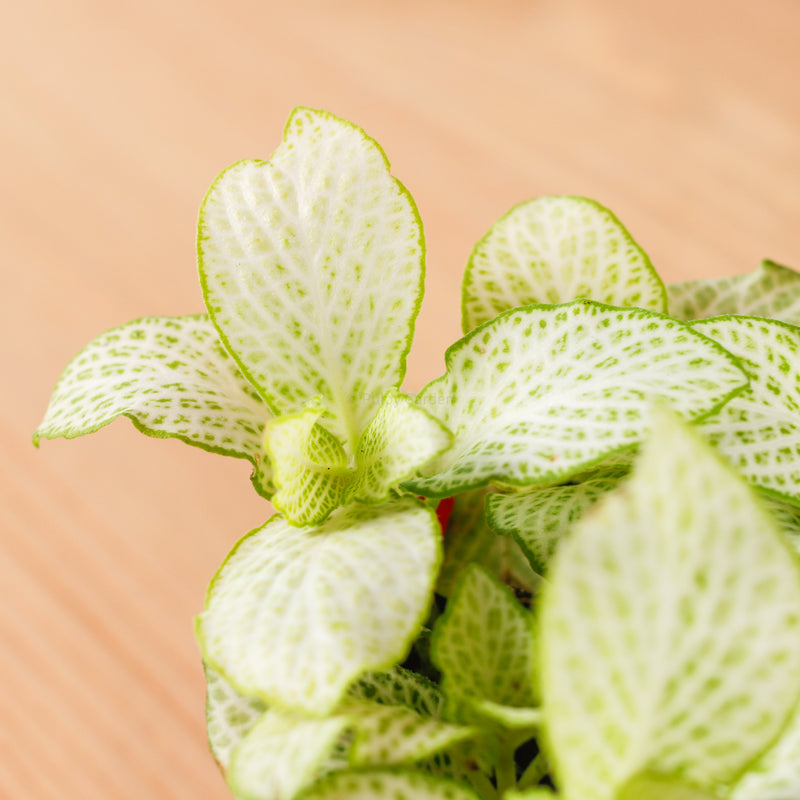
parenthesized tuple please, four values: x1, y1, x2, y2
(495, 741, 517, 796)
(469, 769, 499, 800)
(517, 751, 548, 790)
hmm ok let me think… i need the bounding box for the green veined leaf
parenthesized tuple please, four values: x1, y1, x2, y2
(432, 565, 538, 730)
(486, 475, 624, 575)
(341, 697, 478, 768)
(462, 196, 666, 333)
(351, 390, 453, 503)
(297, 769, 481, 800)
(667, 260, 800, 324)
(406, 301, 747, 498)
(265, 405, 354, 526)
(348, 666, 447, 717)
(33, 314, 273, 497)
(204, 663, 266, 774)
(538, 407, 800, 800)
(198, 107, 425, 452)
(198, 499, 442, 715)
(228, 708, 351, 800)
(691, 316, 800, 505)
(347, 667, 479, 767)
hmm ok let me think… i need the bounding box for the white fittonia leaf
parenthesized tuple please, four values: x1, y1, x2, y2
(351, 391, 453, 503)
(731, 702, 800, 799)
(198, 499, 441, 715)
(345, 668, 479, 768)
(407, 301, 747, 498)
(204, 663, 266, 773)
(265, 406, 353, 526)
(486, 475, 624, 574)
(342, 698, 478, 768)
(198, 107, 424, 451)
(538, 407, 800, 800)
(33, 315, 274, 496)
(691, 316, 800, 504)
(228, 708, 351, 800)
(349, 667, 446, 717)
(461, 196, 666, 333)
(297, 769, 481, 800)
(432, 565, 537, 729)
(668, 260, 800, 324)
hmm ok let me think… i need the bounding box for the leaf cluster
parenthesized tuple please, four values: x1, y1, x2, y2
(36, 109, 800, 800)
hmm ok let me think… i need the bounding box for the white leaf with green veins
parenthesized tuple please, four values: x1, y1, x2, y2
(432, 565, 538, 729)
(341, 697, 478, 768)
(691, 316, 800, 505)
(407, 301, 747, 498)
(297, 769, 481, 800)
(461, 196, 666, 333)
(204, 663, 267, 774)
(33, 314, 274, 496)
(668, 260, 800, 324)
(538, 407, 800, 800)
(346, 667, 480, 768)
(265, 405, 354, 526)
(486, 475, 624, 575)
(349, 667, 447, 717)
(228, 708, 351, 800)
(198, 499, 441, 715)
(198, 107, 424, 451)
(350, 390, 453, 503)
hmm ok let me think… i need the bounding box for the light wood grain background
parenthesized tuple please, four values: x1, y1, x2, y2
(2, 1, 800, 797)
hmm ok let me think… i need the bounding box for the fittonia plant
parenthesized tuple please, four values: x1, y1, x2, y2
(36, 108, 800, 800)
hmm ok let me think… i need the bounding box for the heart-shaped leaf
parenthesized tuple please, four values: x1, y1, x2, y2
(432, 565, 538, 730)
(198, 499, 441, 715)
(462, 196, 666, 333)
(538, 407, 800, 800)
(691, 316, 800, 505)
(198, 107, 424, 451)
(33, 314, 273, 496)
(668, 260, 800, 324)
(406, 301, 747, 498)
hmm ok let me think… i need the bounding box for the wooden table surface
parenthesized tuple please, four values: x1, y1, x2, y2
(2, 1, 799, 797)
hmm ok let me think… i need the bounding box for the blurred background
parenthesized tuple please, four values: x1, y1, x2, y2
(2, 1, 799, 797)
